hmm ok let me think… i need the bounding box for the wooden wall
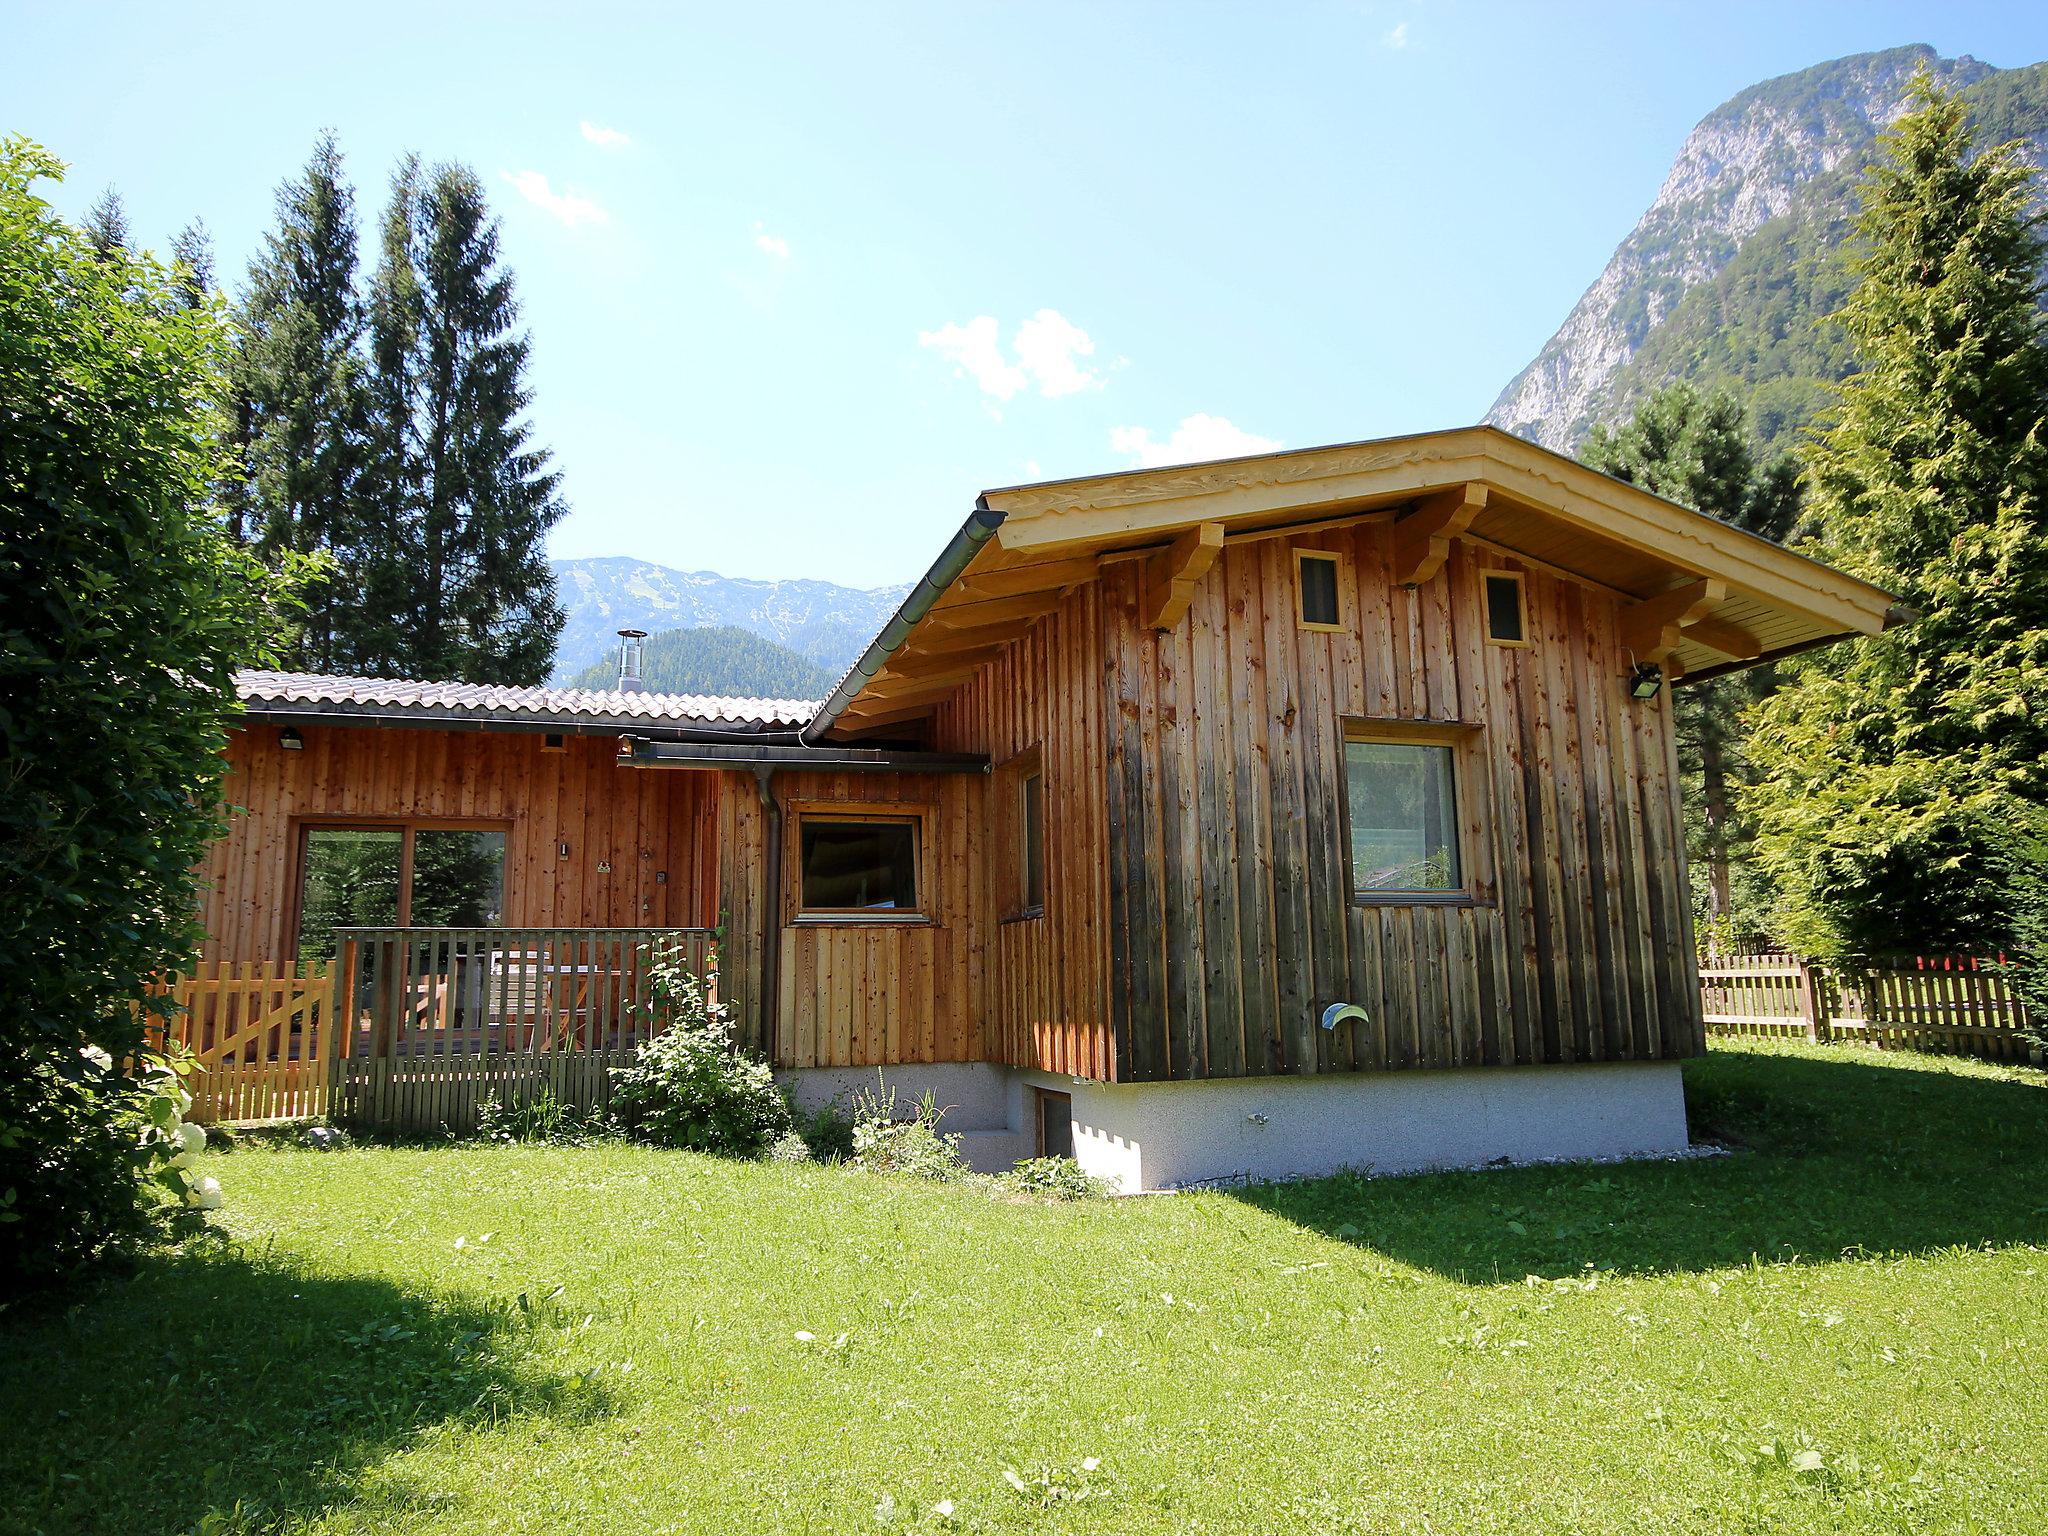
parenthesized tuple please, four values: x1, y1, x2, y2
(718, 769, 987, 1070)
(929, 584, 1116, 1079)
(202, 726, 720, 967)
(1098, 525, 1704, 1082)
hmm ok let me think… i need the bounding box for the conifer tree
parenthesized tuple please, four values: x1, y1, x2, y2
(229, 134, 369, 669)
(1583, 385, 1801, 939)
(79, 187, 128, 258)
(1744, 78, 2048, 961)
(169, 219, 213, 310)
(362, 157, 564, 685)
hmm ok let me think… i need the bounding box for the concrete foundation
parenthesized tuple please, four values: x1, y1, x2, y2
(780, 1060, 1691, 1191)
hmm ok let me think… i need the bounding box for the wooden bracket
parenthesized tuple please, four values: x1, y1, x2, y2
(1146, 521, 1225, 630)
(1392, 484, 1487, 587)
(1684, 614, 1762, 661)
(1619, 577, 1727, 663)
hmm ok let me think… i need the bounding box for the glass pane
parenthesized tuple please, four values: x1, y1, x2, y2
(801, 819, 918, 910)
(1486, 574, 1525, 642)
(1299, 555, 1339, 625)
(1344, 741, 1461, 893)
(297, 828, 403, 959)
(1022, 772, 1045, 910)
(410, 829, 507, 927)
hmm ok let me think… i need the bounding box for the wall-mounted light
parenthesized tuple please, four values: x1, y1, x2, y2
(279, 727, 304, 751)
(1628, 662, 1665, 700)
(559, 841, 572, 860)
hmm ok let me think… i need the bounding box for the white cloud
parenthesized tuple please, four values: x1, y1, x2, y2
(918, 316, 1028, 400)
(918, 308, 1101, 401)
(580, 121, 632, 149)
(1012, 308, 1101, 397)
(1382, 20, 1410, 48)
(753, 222, 791, 260)
(501, 170, 609, 229)
(1110, 414, 1283, 469)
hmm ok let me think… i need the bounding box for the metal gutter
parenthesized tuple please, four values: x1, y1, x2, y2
(238, 702, 809, 744)
(799, 505, 1006, 743)
(622, 738, 989, 773)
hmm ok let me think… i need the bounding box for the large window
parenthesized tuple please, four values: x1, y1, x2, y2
(1342, 731, 1463, 897)
(295, 823, 507, 958)
(798, 815, 921, 915)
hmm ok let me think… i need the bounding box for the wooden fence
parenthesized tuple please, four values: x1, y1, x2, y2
(1699, 952, 2040, 1064)
(148, 927, 716, 1131)
(143, 961, 342, 1123)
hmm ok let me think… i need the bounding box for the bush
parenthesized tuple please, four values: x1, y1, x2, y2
(847, 1081, 966, 1181)
(609, 945, 790, 1156)
(476, 1088, 591, 1145)
(792, 1100, 856, 1163)
(1, 140, 296, 1292)
(996, 1157, 1110, 1201)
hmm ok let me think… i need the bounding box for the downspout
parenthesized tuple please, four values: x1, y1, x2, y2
(801, 505, 1006, 743)
(752, 765, 782, 1065)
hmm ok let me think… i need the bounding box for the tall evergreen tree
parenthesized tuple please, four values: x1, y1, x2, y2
(168, 219, 213, 311)
(78, 187, 128, 258)
(229, 134, 369, 668)
(1583, 385, 1802, 940)
(363, 157, 564, 684)
(1744, 78, 2048, 961)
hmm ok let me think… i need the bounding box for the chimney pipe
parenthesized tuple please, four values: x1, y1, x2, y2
(617, 628, 648, 693)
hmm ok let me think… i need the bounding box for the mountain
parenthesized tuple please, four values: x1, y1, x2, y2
(549, 557, 909, 684)
(1487, 46, 2048, 453)
(565, 625, 837, 699)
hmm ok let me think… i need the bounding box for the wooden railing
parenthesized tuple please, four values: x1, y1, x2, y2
(1700, 951, 2039, 1064)
(330, 926, 716, 1135)
(141, 961, 341, 1123)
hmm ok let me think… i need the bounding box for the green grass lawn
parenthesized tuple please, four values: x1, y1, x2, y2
(4, 1040, 2045, 1536)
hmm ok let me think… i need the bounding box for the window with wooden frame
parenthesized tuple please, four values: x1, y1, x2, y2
(293, 820, 510, 958)
(1482, 570, 1529, 646)
(1295, 549, 1345, 631)
(996, 745, 1046, 921)
(1338, 719, 1479, 903)
(789, 803, 929, 922)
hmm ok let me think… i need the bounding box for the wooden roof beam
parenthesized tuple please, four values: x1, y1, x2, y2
(1620, 577, 1727, 663)
(923, 590, 1066, 633)
(876, 644, 1010, 681)
(1685, 614, 1762, 661)
(950, 556, 1099, 602)
(1146, 521, 1224, 630)
(1392, 484, 1487, 587)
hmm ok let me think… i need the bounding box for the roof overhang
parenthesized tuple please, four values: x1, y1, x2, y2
(814, 425, 1899, 740)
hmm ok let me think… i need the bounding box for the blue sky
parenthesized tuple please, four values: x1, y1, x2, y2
(13, 2, 2048, 588)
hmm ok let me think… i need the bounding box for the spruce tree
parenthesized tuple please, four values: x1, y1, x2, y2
(1744, 78, 2048, 961)
(169, 219, 213, 311)
(79, 187, 128, 258)
(1583, 385, 1801, 940)
(363, 158, 564, 685)
(230, 134, 369, 670)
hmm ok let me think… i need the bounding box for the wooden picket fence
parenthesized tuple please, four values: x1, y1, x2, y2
(142, 961, 343, 1123)
(144, 927, 717, 1131)
(1699, 951, 2041, 1064)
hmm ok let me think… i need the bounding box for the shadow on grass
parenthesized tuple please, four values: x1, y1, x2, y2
(0, 1239, 615, 1535)
(1233, 1045, 2048, 1283)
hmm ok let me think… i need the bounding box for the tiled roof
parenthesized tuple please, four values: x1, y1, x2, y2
(235, 670, 817, 734)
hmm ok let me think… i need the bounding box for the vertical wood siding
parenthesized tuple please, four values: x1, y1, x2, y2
(1099, 527, 1704, 1081)
(718, 769, 987, 1069)
(201, 728, 720, 967)
(929, 584, 1116, 1080)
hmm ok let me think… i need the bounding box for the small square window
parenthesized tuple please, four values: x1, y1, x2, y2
(1483, 572, 1527, 645)
(799, 817, 920, 913)
(1297, 551, 1342, 629)
(1343, 736, 1463, 896)
(541, 731, 568, 752)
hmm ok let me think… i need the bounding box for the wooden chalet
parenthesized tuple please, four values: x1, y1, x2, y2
(200, 426, 1901, 1186)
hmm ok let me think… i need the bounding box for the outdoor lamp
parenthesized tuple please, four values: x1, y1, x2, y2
(1628, 662, 1665, 700)
(279, 726, 304, 750)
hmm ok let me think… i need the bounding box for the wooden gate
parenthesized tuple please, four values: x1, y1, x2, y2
(143, 961, 341, 1123)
